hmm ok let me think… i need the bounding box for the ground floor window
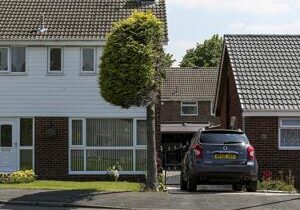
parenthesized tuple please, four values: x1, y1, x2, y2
(69, 118, 147, 174)
(20, 118, 34, 170)
(279, 118, 300, 150)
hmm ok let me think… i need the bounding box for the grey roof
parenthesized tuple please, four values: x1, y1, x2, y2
(225, 34, 300, 111)
(0, 0, 167, 40)
(161, 67, 219, 101)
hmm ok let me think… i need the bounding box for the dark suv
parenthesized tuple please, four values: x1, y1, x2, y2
(180, 129, 258, 192)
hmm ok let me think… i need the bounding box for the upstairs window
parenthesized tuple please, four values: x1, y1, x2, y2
(181, 102, 198, 116)
(0, 48, 8, 71)
(279, 118, 300, 150)
(11, 47, 26, 72)
(81, 48, 95, 73)
(0, 47, 26, 73)
(49, 47, 63, 72)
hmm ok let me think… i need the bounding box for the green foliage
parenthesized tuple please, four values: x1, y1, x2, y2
(163, 53, 176, 68)
(158, 172, 167, 192)
(258, 180, 296, 192)
(180, 34, 223, 67)
(99, 11, 165, 108)
(0, 170, 36, 184)
(106, 162, 122, 182)
(258, 169, 296, 192)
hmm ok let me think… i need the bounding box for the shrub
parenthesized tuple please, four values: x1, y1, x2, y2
(0, 170, 36, 184)
(106, 163, 122, 182)
(258, 169, 296, 192)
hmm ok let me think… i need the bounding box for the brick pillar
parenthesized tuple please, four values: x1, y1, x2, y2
(35, 117, 68, 180)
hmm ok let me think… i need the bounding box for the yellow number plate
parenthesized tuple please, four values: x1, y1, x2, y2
(214, 153, 236, 160)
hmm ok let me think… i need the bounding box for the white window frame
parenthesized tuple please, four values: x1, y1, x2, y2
(68, 118, 147, 175)
(0, 47, 9, 72)
(181, 101, 198, 116)
(80, 47, 96, 74)
(18, 117, 35, 171)
(278, 118, 300, 150)
(48, 47, 64, 74)
(0, 47, 27, 74)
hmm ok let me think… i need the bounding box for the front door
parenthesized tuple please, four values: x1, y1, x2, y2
(0, 120, 18, 172)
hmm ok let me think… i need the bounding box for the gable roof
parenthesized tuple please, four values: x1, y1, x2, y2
(0, 0, 167, 41)
(221, 34, 300, 111)
(161, 67, 219, 101)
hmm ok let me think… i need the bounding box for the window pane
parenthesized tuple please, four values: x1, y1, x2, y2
(20, 149, 33, 170)
(0, 48, 8, 71)
(182, 106, 198, 115)
(1, 124, 12, 147)
(137, 120, 147, 145)
(86, 119, 133, 146)
(71, 150, 84, 171)
(136, 150, 147, 171)
(50, 48, 61, 71)
(282, 119, 300, 126)
(280, 129, 300, 147)
(82, 48, 94, 72)
(86, 150, 133, 171)
(11, 47, 25, 72)
(20, 118, 33, 146)
(72, 120, 83, 145)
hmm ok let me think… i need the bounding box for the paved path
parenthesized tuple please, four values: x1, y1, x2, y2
(0, 188, 299, 210)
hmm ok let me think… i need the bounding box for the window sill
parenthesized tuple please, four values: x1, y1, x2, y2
(0, 72, 28, 76)
(47, 72, 65, 76)
(278, 146, 300, 150)
(181, 114, 199, 117)
(79, 72, 97, 76)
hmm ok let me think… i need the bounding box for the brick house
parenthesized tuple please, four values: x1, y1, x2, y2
(159, 67, 219, 166)
(214, 34, 300, 188)
(0, 0, 167, 180)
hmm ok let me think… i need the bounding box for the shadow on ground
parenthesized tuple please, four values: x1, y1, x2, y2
(1, 190, 127, 210)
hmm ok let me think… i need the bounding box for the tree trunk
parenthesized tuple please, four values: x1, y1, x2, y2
(146, 103, 158, 191)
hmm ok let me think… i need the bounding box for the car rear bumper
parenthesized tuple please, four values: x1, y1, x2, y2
(191, 162, 258, 184)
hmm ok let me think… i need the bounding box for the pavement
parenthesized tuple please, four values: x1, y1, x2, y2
(0, 187, 300, 210)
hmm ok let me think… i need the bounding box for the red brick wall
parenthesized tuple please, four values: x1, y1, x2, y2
(35, 117, 69, 179)
(160, 101, 219, 125)
(245, 117, 300, 188)
(219, 61, 242, 129)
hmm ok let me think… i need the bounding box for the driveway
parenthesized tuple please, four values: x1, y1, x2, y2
(0, 188, 299, 210)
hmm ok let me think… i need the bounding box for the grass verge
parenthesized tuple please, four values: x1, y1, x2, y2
(0, 180, 141, 192)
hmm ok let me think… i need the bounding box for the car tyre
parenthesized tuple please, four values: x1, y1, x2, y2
(187, 169, 197, 192)
(232, 184, 243, 191)
(180, 172, 187, 190)
(246, 181, 257, 192)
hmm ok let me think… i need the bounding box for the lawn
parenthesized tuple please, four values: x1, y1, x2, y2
(0, 180, 142, 192)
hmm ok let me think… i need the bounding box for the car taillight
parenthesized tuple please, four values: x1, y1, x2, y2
(193, 144, 203, 160)
(247, 145, 255, 161)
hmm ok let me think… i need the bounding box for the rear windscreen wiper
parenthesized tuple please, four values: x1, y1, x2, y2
(224, 141, 243, 144)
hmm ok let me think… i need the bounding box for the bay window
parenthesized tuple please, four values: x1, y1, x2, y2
(279, 118, 300, 150)
(69, 118, 147, 174)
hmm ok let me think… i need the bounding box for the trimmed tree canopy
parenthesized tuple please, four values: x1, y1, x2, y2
(99, 11, 165, 108)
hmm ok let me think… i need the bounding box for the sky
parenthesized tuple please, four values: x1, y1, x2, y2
(166, 0, 300, 66)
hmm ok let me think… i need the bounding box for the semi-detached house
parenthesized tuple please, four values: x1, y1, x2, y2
(0, 0, 167, 180)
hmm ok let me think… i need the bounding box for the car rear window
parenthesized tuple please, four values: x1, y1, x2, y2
(199, 133, 249, 144)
